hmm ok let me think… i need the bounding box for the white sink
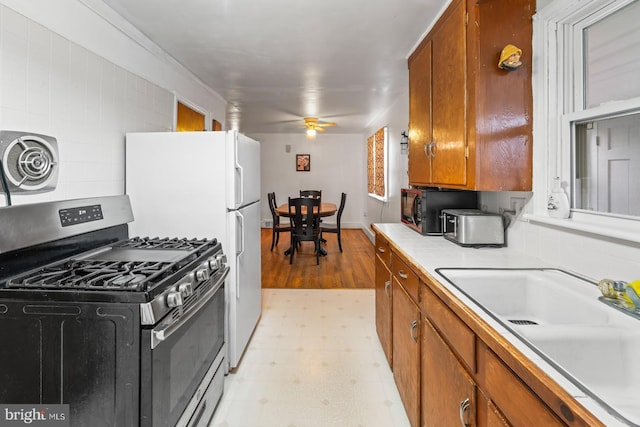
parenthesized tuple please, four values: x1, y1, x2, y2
(437, 268, 640, 425)
(436, 268, 627, 326)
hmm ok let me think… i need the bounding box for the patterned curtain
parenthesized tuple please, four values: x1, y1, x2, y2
(374, 127, 385, 197)
(367, 135, 375, 193)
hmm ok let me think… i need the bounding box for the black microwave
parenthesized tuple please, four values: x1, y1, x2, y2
(400, 188, 478, 235)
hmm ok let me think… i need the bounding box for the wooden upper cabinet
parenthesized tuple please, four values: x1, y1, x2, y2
(469, 0, 534, 191)
(177, 101, 205, 132)
(408, 39, 432, 185)
(431, 0, 467, 186)
(407, 0, 534, 191)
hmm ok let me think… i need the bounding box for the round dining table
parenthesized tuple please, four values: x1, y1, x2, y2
(275, 202, 337, 256)
(275, 202, 337, 218)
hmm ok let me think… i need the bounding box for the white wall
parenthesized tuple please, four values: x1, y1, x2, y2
(0, 2, 225, 207)
(252, 132, 366, 229)
(362, 89, 410, 240)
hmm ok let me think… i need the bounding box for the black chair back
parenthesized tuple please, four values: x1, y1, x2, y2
(300, 190, 321, 200)
(268, 192, 280, 225)
(288, 197, 322, 264)
(336, 192, 347, 222)
(320, 192, 347, 252)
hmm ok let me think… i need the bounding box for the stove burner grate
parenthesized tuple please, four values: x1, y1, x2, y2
(119, 237, 213, 250)
(7, 259, 175, 291)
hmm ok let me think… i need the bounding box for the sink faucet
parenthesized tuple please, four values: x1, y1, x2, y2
(597, 279, 627, 300)
(598, 279, 640, 319)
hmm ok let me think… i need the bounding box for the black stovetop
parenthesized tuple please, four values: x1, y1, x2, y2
(1, 235, 220, 301)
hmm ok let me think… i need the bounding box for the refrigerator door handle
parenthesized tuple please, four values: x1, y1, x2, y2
(234, 140, 244, 208)
(235, 210, 245, 300)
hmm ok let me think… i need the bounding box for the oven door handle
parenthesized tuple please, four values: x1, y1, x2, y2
(151, 266, 229, 349)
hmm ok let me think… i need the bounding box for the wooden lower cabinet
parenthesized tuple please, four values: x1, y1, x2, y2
(477, 343, 565, 426)
(392, 281, 421, 427)
(422, 317, 476, 426)
(375, 252, 393, 367)
(486, 400, 511, 427)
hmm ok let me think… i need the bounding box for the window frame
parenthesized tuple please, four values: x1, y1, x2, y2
(367, 126, 388, 202)
(530, 0, 640, 241)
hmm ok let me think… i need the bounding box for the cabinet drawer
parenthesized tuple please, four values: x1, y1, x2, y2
(480, 347, 564, 427)
(421, 283, 475, 372)
(391, 252, 419, 304)
(375, 234, 391, 267)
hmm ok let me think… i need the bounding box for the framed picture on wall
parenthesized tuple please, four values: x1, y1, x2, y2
(296, 154, 310, 172)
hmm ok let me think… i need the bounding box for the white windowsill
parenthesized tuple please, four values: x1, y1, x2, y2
(524, 213, 640, 244)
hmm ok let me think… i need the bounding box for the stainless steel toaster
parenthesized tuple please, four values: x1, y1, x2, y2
(441, 209, 505, 247)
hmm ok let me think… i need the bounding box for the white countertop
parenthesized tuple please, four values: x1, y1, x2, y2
(373, 223, 628, 427)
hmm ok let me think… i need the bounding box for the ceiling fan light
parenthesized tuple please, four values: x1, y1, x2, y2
(306, 128, 317, 139)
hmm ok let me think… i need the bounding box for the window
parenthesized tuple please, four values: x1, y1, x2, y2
(534, 0, 640, 228)
(367, 126, 388, 201)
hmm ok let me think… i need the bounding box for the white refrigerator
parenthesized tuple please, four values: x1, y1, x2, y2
(125, 130, 261, 371)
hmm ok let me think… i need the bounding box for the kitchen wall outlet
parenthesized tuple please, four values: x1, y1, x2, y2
(510, 197, 526, 215)
(285, 144, 291, 153)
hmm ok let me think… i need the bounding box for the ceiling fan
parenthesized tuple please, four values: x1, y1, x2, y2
(302, 117, 336, 139)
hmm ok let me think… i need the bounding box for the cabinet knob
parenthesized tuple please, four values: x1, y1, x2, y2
(459, 398, 471, 427)
(377, 247, 386, 253)
(384, 281, 391, 297)
(398, 270, 409, 280)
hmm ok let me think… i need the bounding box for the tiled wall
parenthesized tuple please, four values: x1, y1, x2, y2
(483, 191, 640, 283)
(0, 5, 174, 206)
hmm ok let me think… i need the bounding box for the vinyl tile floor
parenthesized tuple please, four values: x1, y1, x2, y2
(209, 289, 411, 427)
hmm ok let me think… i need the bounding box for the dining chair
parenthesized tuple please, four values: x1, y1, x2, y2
(300, 190, 322, 201)
(288, 196, 322, 265)
(320, 192, 347, 252)
(268, 192, 291, 251)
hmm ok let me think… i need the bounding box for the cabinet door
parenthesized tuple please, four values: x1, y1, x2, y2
(408, 39, 432, 186)
(393, 282, 421, 427)
(486, 400, 510, 427)
(480, 347, 564, 426)
(375, 253, 393, 367)
(431, 0, 467, 186)
(422, 317, 475, 427)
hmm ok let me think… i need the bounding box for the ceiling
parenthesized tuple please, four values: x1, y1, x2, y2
(97, 0, 447, 134)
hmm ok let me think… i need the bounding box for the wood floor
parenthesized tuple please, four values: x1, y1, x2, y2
(261, 228, 375, 289)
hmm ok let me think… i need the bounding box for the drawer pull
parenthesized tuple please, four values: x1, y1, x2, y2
(410, 320, 418, 342)
(377, 247, 386, 253)
(384, 281, 391, 297)
(398, 270, 409, 279)
(459, 398, 471, 427)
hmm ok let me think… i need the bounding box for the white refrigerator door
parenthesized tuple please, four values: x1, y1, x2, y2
(226, 131, 261, 209)
(125, 132, 227, 239)
(226, 200, 262, 369)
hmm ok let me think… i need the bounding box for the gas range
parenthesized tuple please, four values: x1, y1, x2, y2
(6, 237, 216, 292)
(3, 235, 227, 326)
(0, 196, 228, 427)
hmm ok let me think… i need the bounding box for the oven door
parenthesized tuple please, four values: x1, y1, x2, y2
(140, 269, 227, 427)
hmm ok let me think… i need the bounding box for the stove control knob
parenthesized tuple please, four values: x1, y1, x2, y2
(166, 291, 183, 308)
(178, 282, 193, 298)
(196, 266, 210, 282)
(208, 254, 227, 270)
